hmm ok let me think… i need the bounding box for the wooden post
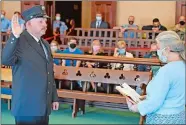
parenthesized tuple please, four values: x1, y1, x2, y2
(8, 100, 11, 110)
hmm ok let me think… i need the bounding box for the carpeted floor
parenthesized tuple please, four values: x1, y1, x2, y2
(1, 101, 140, 124)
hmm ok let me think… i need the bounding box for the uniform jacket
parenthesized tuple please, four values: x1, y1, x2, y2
(2, 30, 58, 116)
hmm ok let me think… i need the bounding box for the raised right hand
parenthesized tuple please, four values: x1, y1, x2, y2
(11, 14, 23, 37)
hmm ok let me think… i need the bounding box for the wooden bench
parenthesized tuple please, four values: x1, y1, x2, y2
(1, 54, 163, 124)
(53, 54, 163, 124)
(57, 89, 127, 117)
(1, 68, 12, 110)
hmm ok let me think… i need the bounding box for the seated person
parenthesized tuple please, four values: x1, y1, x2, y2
(62, 38, 83, 90)
(50, 40, 63, 65)
(112, 41, 134, 94)
(120, 16, 138, 39)
(173, 16, 185, 33)
(138, 42, 161, 77)
(85, 40, 108, 92)
(86, 40, 107, 66)
(62, 38, 83, 67)
(50, 40, 63, 89)
(172, 16, 185, 41)
(136, 43, 161, 95)
(112, 40, 134, 70)
(142, 18, 167, 39)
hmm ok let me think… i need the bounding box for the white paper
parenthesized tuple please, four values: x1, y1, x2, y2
(116, 83, 141, 103)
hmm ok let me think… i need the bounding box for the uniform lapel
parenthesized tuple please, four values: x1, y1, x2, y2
(23, 30, 47, 61)
(99, 21, 102, 28)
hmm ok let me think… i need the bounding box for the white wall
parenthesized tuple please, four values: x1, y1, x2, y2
(2, 1, 176, 29)
(116, 1, 176, 29)
(2, 1, 21, 19)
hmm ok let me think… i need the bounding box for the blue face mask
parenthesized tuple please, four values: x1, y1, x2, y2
(96, 16, 102, 21)
(136, 86, 142, 95)
(157, 48, 167, 63)
(118, 49, 126, 55)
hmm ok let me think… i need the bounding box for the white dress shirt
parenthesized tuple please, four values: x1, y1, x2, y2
(96, 21, 101, 28)
(28, 32, 48, 60)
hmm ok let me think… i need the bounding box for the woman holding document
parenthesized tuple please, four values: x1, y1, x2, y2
(126, 31, 185, 124)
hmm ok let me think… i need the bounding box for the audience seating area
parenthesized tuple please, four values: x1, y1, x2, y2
(1, 53, 163, 124)
(58, 28, 161, 57)
(1, 28, 165, 124)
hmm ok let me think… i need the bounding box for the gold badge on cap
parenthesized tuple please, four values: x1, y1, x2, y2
(42, 6, 45, 10)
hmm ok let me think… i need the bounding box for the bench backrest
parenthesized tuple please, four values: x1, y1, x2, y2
(53, 53, 164, 86)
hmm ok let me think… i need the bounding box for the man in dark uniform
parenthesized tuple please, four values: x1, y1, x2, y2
(2, 5, 59, 125)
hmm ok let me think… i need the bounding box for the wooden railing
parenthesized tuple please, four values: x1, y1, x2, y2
(53, 53, 162, 65)
(1, 29, 161, 57)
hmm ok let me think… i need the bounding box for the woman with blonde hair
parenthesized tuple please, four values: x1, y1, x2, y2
(112, 40, 134, 70)
(50, 40, 63, 65)
(86, 40, 105, 69)
(112, 40, 135, 94)
(86, 40, 107, 91)
(126, 31, 185, 124)
(88, 40, 104, 55)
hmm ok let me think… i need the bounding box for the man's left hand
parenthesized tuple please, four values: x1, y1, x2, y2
(52, 102, 59, 110)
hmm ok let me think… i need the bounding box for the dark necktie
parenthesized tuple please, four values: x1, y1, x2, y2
(96, 21, 100, 28)
(38, 40, 44, 51)
(38, 40, 47, 60)
(98, 21, 100, 28)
